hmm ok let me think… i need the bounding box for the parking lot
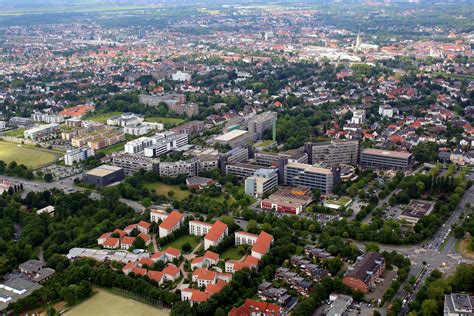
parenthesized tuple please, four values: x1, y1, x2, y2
(39, 164, 84, 180)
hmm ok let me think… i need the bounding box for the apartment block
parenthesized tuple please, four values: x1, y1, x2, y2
(245, 168, 279, 197)
(112, 153, 160, 175)
(284, 162, 339, 193)
(64, 147, 94, 166)
(305, 140, 359, 166)
(247, 111, 277, 140)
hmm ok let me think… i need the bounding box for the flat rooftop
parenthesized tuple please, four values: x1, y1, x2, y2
(84, 165, 123, 177)
(286, 162, 333, 175)
(400, 199, 435, 218)
(362, 148, 412, 159)
(214, 129, 248, 142)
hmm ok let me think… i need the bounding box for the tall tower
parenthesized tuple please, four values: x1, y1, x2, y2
(355, 32, 362, 50)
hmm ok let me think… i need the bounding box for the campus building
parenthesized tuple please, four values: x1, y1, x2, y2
(64, 147, 94, 166)
(144, 133, 189, 157)
(214, 130, 251, 148)
(82, 165, 125, 187)
(284, 162, 340, 193)
(360, 148, 413, 171)
(112, 153, 160, 175)
(189, 220, 228, 250)
(245, 168, 279, 198)
(24, 123, 60, 141)
(247, 111, 277, 141)
(305, 140, 359, 166)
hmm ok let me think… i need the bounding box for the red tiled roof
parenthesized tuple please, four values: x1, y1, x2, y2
(229, 299, 280, 316)
(124, 224, 138, 232)
(151, 251, 164, 260)
(103, 237, 119, 248)
(163, 264, 180, 277)
(98, 232, 111, 240)
(251, 231, 273, 256)
(122, 261, 137, 271)
(165, 247, 181, 258)
(131, 267, 147, 276)
(193, 268, 216, 281)
(138, 233, 151, 243)
(147, 270, 164, 283)
(205, 279, 228, 295)
(183, 289, 210, 303)
(138, 220, 151, 229)
(159, 210, 183, 231)
(121, 236, 135, 246)
(205, 221, 227, 242)
(139, 258, 155, 268)
(204, 251, 219, 261)
(113, 229, 127, 238)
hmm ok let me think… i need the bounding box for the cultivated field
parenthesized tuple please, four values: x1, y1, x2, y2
(0, 141, 60, 168)
(64, 289, 169, 316)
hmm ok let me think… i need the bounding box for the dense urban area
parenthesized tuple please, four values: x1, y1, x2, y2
(0, 0, 473, 315)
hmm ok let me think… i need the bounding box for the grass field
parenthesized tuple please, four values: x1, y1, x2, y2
(162, 235, 199, 252)
(219, 247, 241, 260)
(97, 142, 125, 155)
(0, 141, 60, 168)
(3, 128, 25, 138)
(88, 112, 123, 123)
(143, 182, 191, 201)
(64, 288, 169, 316)
(458, 236, 474, 260)
(145, 117, 186, 125)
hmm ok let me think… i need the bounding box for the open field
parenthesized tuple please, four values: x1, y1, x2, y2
(220, 247, 242, 260)
(458, 236, 474, 260)
(143, 182, 191, 201)
(64, 288, 169, 316)
(162, 235, 199, 252)
(0, 5, 164, 17)
(0, 141, 60, 168)
(145, 117, 186, 125)
(97, 142, 125, 155)
(88, 111, 123, 123)
(3, 128, 25, 138)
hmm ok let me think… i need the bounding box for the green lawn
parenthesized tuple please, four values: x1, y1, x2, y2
(88, 112, 123, 123)
(144, 117, 186, 125)
(143, 182, 191, 201)
(162, 235, 199, 253)
(219, 247, 241, 260)
(3, 128, 25, 138)
(0, 141, 60, 168)
(97, 142, 125, 155)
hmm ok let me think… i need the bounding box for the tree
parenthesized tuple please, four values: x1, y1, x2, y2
(43, 173, 53, 182)
(181, 242, 192, 253)
(421, 299, 439, 316)
(132, 236, 146, 250)
(365, 242, 380, 252)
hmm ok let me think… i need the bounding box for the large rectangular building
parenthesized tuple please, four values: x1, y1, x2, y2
(342, 253, 385, 293)
(112, 153, 160, 175)
(82, 165, 125, 187)
(24, 124, 60, 141)
(245, 168, 279, 198)
(284, 162, 339, 193)
(360, 148, 413, 171)
(144, 133, 189, 158)
(214, 130, 251, 148)
(305, 140, 359, 166)
(247, 111, 277, 141)
(64, 147, 94, 166)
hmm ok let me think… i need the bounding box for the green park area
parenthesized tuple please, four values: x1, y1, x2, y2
(3, 128, 25, 138)
(219, 247, 241, 260)
(143, 182, 191, 201)
(457, 236, 474, 260)
(88, 111, 123, 123)
(64, 288, 169, 316)
(325, 196, 352, 207)
(0, 141, 60, 168)
(144, 117, 186, 126)
(162, 235, 199, 252)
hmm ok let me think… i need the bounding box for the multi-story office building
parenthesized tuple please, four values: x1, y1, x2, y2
(226, 163, 262, 179)
(112, 153, 160, 175)
(124, 137, 155, 154)
(159, 158, 199, 178)
(444, 293, 474, 316)
(245, 168, 279, 198)
(284, 162, 339, 193)
(64, 147, 94, 166)
(305, 140, 359, 166)
(9, 117, 33, 128)
(144, 133, 189, 158)
(139, 93, 186, 107)
(170, 121, 204, 136)
(247, 111, 277, 141)
(351, 109, 366, 125)
(360, 148, 413, 171)
(214, 130, 251, 148)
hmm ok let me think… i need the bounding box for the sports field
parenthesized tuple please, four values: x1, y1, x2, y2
(0, 141, 60, 168)
(65, 289, 169, 316)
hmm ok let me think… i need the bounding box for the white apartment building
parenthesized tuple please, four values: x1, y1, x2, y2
(64, 147, 95, 166)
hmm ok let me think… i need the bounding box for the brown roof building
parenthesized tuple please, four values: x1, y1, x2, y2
(342, 253, 385, 293)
